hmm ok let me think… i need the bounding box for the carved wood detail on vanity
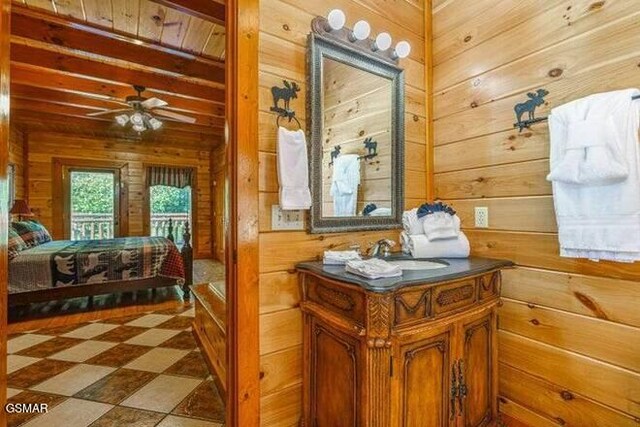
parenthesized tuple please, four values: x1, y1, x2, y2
(298, 265, 507, 427)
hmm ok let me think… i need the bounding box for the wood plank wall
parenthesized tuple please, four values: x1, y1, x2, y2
(25, 132, 216, 259)
(8, 127, 24, 200)
(257, 0, 427, 424)
(431, 1, 640, 426)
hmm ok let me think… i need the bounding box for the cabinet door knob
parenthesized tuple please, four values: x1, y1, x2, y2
(450, 360, 458, 420)
(457, 359, 468, 416)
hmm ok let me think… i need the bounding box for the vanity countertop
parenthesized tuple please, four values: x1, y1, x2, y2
(296, 254, 514, 293)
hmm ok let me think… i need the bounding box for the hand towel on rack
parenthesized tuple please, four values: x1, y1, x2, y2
(400, 231, 470, 259)
(546, 116, 628, 185)
(277, 127, 312, 210)
(422, 212, 461, 241)
(330, 154, 361, 216)
(548, 88, 640, 262)
(402, 208, 424, 235)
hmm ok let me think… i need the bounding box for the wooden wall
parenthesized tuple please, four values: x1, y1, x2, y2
(431, 1, 640, 425)
(257, 0, 427, 424)
(321, 60, 393, 216)
(8, 127, 24, 200)
(25, 132, 216, 259)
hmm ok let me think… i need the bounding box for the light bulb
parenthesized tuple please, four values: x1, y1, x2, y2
(115, 114, 129, 126)
(394, 41, 411, 59)
(130, 112, 144, 126)
(326, 9, 345, 31)
(351, 20, 370, 41)
(132, 123, 146, 133)
(149, 117, 163, 130)
(374, 32, 392, 51)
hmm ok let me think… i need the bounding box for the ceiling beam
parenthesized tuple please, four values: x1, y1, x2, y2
(149, 0, 225, 25)
(11, 5, 225, 85)
(11, 63, 224, 117)
(10, 40, 224, 103)
(11, 84, 225, 128)
(11, 98, 224, 134)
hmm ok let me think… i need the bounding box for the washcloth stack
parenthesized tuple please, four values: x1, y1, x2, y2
(345, 258, 402, 279)
(323, 250, 362, 265)
(401, 202, 470, 258)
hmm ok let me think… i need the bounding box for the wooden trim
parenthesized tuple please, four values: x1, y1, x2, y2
(424, 1, 435, 201)
(0, 0, 9, 422)
(226, 0, 261, 425)
(11, 5, 225, 85)
(149, 0, 225, 25)
(52, 157, 130, 240)
(142, 162, 200, 259)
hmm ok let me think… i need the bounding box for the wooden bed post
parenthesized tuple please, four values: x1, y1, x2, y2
(181, 220, 193, 299)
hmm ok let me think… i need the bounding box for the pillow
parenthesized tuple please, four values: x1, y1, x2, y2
(11, 220, 52, 248)
(8, 228, 27, 261)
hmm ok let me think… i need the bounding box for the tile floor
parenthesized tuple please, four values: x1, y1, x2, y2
(7, 306, 225, 427)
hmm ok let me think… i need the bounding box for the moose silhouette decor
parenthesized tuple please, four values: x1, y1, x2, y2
(328, 137, 378, 167)
(271, 80, 302, 128)
(513, 88, 549, 132)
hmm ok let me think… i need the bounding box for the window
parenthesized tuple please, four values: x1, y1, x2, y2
(69, 170, 117, 240)
(149, 185, 192, 245)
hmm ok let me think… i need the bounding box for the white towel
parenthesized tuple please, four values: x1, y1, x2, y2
(400, 231, 470, 259)
(548, 88, 640, 262)
(422, 212, 461, 241)
(277, 127, 312, 210)
(330, 154, 360, 216)
(402, 208, 424, 235)
(345, 258, 402, 279)
(323, 250, 362, 265)
(369, 207, 392, 216)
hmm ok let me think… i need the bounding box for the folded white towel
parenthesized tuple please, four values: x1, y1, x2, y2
(422, 212, 461, 241)
(369, 207, 392, 216)
(277, 127, 312, 210)
(547, 116, 628, 185)
(402, 208, 424, 235)
(401, 231, 470, 258)
(323, 250, 362, 265)
(548, 88, 640, 262)
(345, 258, 402, 279)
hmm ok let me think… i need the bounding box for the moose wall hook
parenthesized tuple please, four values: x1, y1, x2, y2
(271, 80, 301, 123)
(513, 88, 549, 132)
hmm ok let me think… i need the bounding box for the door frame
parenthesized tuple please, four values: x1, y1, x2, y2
(52, 157, 129, 240)
(225, 0, 261, 425)
(0, 0, 10, 423)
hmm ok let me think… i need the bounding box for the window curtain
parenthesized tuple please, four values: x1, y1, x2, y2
(146, 166, 194, 189)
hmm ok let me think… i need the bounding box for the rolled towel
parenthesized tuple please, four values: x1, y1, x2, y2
(423, 212, 461, 241)
(345, 258, 402, 279)
(323, 250, 362, 265)
(404, 232, 470, 258)
(402, 208, 424, 235)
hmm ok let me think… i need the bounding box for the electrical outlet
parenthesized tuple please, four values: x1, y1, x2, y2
(271, 205, 305, 230)
(475, 207, 489, 228)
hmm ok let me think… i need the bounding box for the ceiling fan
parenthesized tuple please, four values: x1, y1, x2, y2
(87, 85, 197, 132)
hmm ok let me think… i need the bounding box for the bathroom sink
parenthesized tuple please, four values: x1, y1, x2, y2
(386, 259, 448, 271)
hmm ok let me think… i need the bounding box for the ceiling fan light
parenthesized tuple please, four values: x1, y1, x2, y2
(115, 114, 129, 126)
(130, 112, 144, 126)
(149, 117, 163, 130)
(132, 123, 146, 133)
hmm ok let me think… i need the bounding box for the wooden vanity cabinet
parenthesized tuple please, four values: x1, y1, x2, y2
(299, 269, 502, 427)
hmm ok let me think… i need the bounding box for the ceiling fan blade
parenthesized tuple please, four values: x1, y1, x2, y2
(141, 97, 168, 109)
(86, 108, 131, 117)
(153, 109, 197, 124)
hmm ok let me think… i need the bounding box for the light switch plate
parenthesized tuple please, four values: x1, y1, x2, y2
(272, 205, 305, 230)
(475, 207, 489, 228)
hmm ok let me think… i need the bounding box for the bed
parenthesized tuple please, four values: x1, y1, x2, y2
(8, 219, 193, 307)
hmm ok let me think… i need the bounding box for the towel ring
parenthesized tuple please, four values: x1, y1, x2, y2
(276, 113, 302, 130)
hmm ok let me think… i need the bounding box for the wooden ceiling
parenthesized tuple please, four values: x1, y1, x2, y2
(9, 0, 226, 144)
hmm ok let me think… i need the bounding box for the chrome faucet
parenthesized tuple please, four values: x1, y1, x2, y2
(368, 239, 395, 258)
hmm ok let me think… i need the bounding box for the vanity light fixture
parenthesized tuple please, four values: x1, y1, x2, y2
(373, 32, 392, 51)
(350, 20, 371, 41)
(326, 9, 346, 31)
(392, 41, 411, 59)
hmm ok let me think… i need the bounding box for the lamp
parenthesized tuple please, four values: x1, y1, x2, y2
(373, 32, 392, 51)
(350, 20, 370, 42)
(10, 199, 33, 221)
(392, 41, 411, 59)
(326, 9, 345, 31)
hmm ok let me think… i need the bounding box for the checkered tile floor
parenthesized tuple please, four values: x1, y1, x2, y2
(7, 306, 225, 427)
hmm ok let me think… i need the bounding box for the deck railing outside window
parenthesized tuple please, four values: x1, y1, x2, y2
(71, 213, 190, 242)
